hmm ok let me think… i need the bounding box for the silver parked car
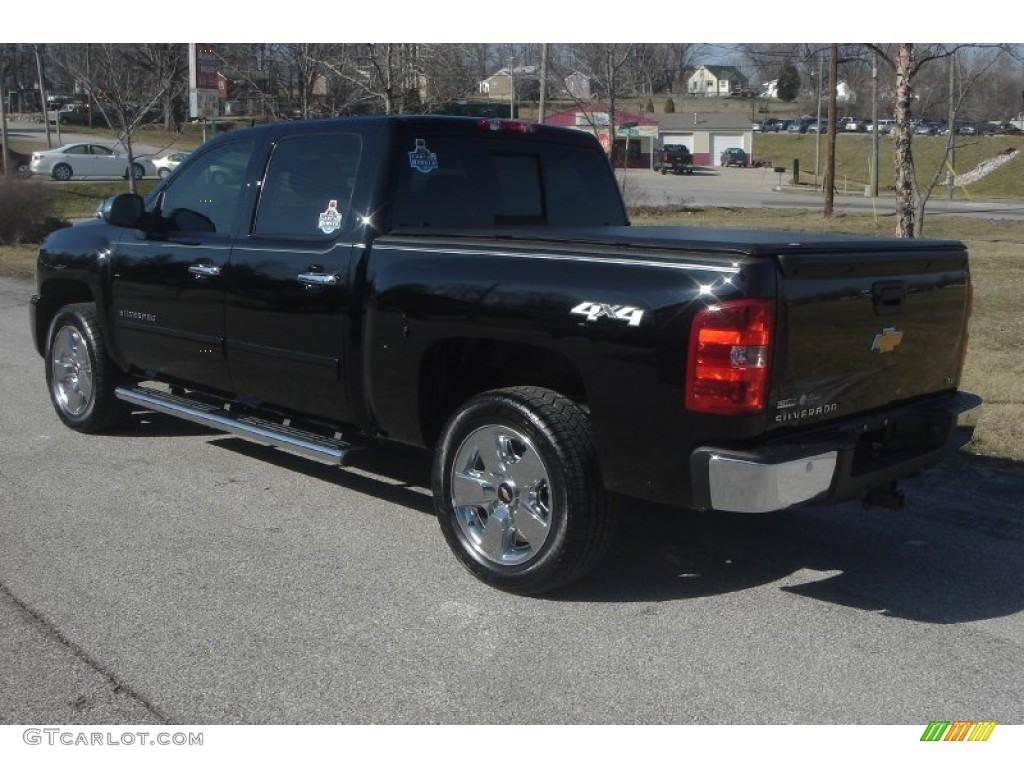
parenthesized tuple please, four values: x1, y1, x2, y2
(150, 151, 191, 179)
(29, 143, 155, 181)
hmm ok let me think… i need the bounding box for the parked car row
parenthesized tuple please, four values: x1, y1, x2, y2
(757, 115, 1023, 136)
(27, 144, 191, 182)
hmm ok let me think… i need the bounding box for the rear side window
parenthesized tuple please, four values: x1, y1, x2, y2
(391, 134, 626, 229)
(254, 133, 362, 238)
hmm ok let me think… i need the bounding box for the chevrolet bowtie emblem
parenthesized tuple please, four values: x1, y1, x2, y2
(871, 327, 904, 353)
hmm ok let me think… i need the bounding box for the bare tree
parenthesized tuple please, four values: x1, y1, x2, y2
(868, 43, 1003, 237)
(54, 43, 180, 194)
(562, 44, 635, 166)
(127, 44, 188, 131)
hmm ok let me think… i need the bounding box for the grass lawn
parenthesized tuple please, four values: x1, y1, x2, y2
(753, 133, 1024, 200)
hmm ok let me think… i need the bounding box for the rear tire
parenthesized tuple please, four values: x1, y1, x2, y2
(433, 386, 614, 595)
(45, 304, 128, 433)
(52, 163, 72, 181)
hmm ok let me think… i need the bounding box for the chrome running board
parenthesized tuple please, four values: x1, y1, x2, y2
(115, 385, 356, 465)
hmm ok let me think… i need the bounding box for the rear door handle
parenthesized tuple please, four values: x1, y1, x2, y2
(188, 264, 221, 278)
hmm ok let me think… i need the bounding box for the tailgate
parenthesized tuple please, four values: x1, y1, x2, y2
(770, 244, 970, 431)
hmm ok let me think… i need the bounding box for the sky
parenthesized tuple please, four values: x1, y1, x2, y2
(3, 2, 1012, 45)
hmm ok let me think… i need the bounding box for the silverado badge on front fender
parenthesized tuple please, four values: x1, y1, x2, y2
(870, 327, 904, 353)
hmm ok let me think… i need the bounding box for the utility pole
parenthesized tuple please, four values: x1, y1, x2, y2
(871, 50, 879, 198)
(508, 55, 515, 119)
(814, 49, 823, 191)
(822, 44, 838, 217)
(0, 62, 8, 177)
(948, 51, 957, 201)
(0, 48, 9, 176)
(34, 44, 53, 149)
(538, 43, 548, 124)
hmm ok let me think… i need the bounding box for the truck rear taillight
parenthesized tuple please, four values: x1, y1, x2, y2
(686, 299, 774, 415)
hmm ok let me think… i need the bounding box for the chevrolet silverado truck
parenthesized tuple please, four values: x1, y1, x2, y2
(657, 144, 694, 175)
(30, 115, 981, 594)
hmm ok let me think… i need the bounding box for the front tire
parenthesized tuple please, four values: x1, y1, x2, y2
(45, 304, 127, 433)
(433, 386, 614, 595)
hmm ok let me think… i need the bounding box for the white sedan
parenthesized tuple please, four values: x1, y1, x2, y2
(29, 143, 155, 181)
(150, 151, 191, 179)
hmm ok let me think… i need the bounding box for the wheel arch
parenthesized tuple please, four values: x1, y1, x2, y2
(417, 338, 589, 450)
(32, 279, 99, 356)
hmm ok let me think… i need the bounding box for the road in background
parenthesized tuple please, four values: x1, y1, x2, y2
(622, 166, 1024, 221)
(1, 275, 1022, 725)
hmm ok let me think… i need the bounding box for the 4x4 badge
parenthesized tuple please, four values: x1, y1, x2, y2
(871, 327, 904, 353)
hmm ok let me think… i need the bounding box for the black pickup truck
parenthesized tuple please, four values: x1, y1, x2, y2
(658, 144, 694, 174)
(31, 115, 981, 594)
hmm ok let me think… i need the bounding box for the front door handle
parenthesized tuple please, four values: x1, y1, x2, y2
(297, 272, 339, 286)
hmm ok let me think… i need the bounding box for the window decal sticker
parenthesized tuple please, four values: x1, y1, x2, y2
(408, 139, 438, 174)
(318, 200, 342, 234)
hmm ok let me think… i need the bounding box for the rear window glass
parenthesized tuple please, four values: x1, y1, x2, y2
(390, 134, 626, 229)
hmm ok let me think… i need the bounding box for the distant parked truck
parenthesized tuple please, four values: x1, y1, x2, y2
(47, 104, 91, 126)
(658, 144, 694, 175)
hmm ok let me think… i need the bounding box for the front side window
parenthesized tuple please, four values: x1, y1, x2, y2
(253, 133, 362, 238)
(157, 140, 254, 236)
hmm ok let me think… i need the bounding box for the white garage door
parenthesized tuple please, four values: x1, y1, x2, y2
(660, 134, 694, 152)
(712, 133, 745, 166)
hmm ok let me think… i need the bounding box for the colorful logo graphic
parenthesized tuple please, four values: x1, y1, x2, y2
(408, 139, 438, 174)
(920, 721, 997, 742)
(318, 200, 342, 234)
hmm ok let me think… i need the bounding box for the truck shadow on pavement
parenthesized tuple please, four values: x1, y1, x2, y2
(561, 453, 1024, 622)
(120, 412, 1024, 623)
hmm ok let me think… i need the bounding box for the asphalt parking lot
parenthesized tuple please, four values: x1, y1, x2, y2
(1, 275, 1022, 729)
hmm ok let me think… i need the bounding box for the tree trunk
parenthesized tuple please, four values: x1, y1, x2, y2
(893, 44, 916, 238)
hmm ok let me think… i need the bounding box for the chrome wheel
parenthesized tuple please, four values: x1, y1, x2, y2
(44, 304, 127, 433)
(50, 325, 94, 418)
(52, 163, 72, 181)
(450, 424, 553, 566)
(434, 387, 614, 594)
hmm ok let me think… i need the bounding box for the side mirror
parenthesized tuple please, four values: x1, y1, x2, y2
(99, 193, 145, 229)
